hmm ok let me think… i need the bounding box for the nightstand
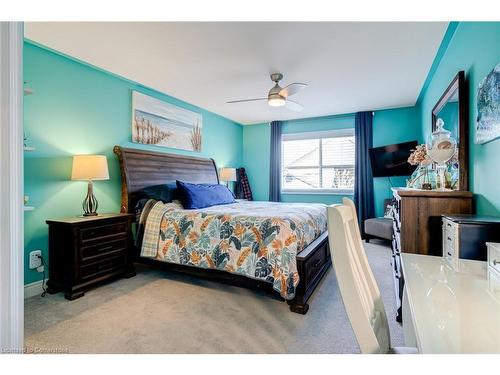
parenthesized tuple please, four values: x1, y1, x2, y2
(46, 213, 136, 300)
(442, 214, 500, 263)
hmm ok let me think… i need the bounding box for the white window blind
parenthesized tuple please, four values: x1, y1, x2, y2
(281, 129, 355, 193)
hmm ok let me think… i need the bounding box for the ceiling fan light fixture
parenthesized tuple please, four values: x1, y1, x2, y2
(227, 72, 306, 111)
(268, 94, 286, 107)
(268, 98, 286, 107)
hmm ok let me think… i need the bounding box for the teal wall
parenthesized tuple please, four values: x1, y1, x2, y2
(243, 114, 356, 205)
(242, 123, 270, 201)
(372, 106, 421, 216)
(416, 22, 500, 216)
(23, 41, 243, 284)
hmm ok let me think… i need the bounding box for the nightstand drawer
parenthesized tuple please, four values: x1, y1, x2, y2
(80, 254, 127, 280)
(80, 222, 127, 242)
(81, 238, 128, 263)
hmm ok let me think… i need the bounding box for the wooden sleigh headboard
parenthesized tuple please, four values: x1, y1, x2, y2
(113, 146, 219, 213)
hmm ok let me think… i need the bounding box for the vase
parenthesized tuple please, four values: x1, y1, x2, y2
(446, 163, 459, 190)
(407, 165, 432, 189)
(426, 119, 457, 191)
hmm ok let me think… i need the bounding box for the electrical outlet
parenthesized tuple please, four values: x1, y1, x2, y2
(29, 250, 42, 269)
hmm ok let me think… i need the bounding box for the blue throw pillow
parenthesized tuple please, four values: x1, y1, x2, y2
(176, 180, 236, 209)
(137, 182, 178, 203)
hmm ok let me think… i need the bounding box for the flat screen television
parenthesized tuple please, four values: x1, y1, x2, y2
(369, 140, 418, 177)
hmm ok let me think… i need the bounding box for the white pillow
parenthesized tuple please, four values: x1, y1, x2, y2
(383, 204, 394, 219)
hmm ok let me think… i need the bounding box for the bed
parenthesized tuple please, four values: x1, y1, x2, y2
(113, 146, 331, 314)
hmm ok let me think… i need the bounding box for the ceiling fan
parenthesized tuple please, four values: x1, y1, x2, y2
(226, 73, 307, 111)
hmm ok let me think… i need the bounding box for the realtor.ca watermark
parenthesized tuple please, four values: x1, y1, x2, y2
(1, 346, 69, 354)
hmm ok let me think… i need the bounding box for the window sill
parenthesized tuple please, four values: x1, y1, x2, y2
(281, 190, 354, 196)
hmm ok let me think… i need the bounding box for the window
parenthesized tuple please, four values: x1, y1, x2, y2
(281, 129, 355, 194)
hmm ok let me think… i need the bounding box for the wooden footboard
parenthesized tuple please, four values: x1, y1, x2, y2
(132, 231, 330, 315)
(287, 232, 331, 314)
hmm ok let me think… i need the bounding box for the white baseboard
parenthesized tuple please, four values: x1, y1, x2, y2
(24, 280, 44, 299)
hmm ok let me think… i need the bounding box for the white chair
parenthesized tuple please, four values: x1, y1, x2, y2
(328, 198, 417, 354)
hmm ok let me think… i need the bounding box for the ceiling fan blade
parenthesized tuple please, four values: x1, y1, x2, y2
(285, 99, 303, 112)
(279, 83, 307, 98)
(226, 98, 267, 104)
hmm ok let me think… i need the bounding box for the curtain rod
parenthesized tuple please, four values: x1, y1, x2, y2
(268, 111, 374, 125)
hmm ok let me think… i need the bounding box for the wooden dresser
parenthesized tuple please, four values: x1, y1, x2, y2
(46, 213, 136, 300)
(390, 188, 473, 321)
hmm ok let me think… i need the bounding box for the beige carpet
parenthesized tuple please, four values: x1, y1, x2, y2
(24, 240, 403, 353)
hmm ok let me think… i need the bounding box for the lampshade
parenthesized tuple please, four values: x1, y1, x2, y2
(71, 155, 109, 181)
(219, 167, 237, 182)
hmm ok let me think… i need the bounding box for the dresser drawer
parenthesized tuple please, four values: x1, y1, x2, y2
(393, 253, 402, 278)
(80, 254, 127, 280)
(393, 230, 401, 254)
(392, 219, 401, 236)
(444, 223, 457, 239)
(391, 234, 398, 256)
(444, 243, 455, 259)
(443, 219, 458, 232)
(488, 267, 500, 303)
(444, 232, 457, 251)
(487, 242, 500, 275)
(79, 222, 127, 242)
(442, 218, 458, 261)
(393, 198, 400, 215)
(81, 238, 128, 263)
(443, 219, 458, 240)
(392, 208, 400, 226)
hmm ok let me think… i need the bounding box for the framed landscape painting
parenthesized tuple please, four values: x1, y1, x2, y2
(476, 63, 500, 144)
(132, 91, 202, 151)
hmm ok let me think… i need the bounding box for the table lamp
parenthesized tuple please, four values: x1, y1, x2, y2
(71, 155, 109, 216)
(219, 167, 237, 188)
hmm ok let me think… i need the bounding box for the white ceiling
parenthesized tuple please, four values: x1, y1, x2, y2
(25, 22, 448, 125)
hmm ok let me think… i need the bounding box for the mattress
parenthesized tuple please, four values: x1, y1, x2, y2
(139, 200, 327, 299)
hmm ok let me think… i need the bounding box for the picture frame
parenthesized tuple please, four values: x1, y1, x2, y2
(132, 91, 202, 152)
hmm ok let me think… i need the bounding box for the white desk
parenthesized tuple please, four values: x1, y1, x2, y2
(401, 253, 500, 353)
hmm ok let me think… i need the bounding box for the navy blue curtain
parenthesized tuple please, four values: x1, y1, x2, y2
(354, 112, 374, 237)
(269, 121, 282, 202)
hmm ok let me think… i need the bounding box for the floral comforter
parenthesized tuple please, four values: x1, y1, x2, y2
(141, 200, 327, 299)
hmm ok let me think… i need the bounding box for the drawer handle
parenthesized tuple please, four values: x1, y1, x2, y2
(97, 245, 114, 252)
(97, 262, 114, 270)
(313, 259, 321, 268)
(494, 259, 500, 266)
